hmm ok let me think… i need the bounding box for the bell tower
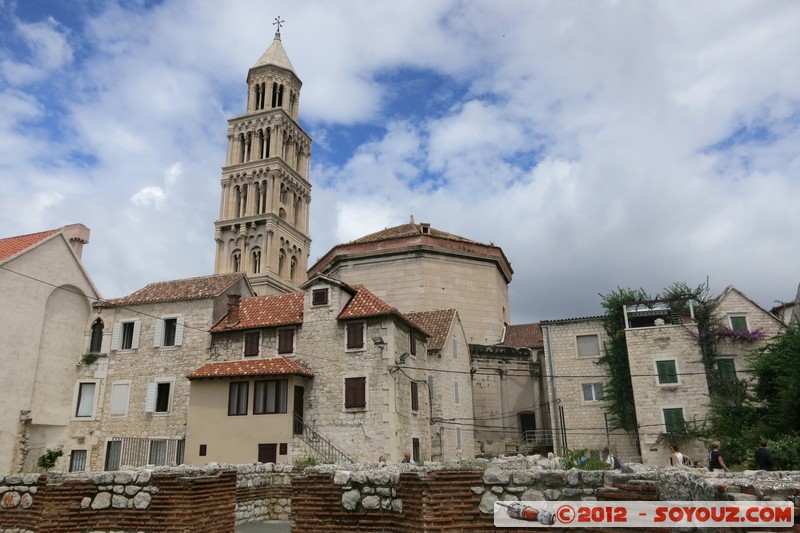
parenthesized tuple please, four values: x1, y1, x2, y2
(214, 18, 312, 295)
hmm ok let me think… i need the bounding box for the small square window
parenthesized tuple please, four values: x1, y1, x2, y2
(582, 383, 604, 402)
(729, 315, 748, 331)
(346, 322, 365, 350)
(110, 382, 130, 417)
(656, 360, 678, 384)
(576, 335, 600, 357)
(344, 377, 366, 408)
(312, 288, 329, 306)
(199, 444, 207, 457)
(69, 450, 87, 472)
(717, 359, 737, 381)
(146, 381, 173, 414)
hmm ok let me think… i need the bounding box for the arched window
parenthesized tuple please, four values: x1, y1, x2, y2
(232, 250, 241, 272)
(280, 183, 287, 204)
(293, 197, 301, 226)
(252, 248, 261, 274)
(290, 256, 297, 281)
(263, 128, 270, 158)
(278, 84, 284, 107)
(271, 82, 278, 108)
(239, 133, 246, 163)
(278, 250, 286, 277)
(90, 318, 104, 353)
(234, 186, 241, 217)
(260, 180, 268, 213)
(279, 207, 286, 220)
(240, 184, 248, 216)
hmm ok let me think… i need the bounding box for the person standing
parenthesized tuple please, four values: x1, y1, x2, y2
(754, 439, 774, 471)
(669, 445, 686, 467)
(709, 441, 730, 472)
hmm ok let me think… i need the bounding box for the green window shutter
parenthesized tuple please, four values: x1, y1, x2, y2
(663, 408, 685, 433)
(718, 359, 736, 380)
(656, 360, 678, 384)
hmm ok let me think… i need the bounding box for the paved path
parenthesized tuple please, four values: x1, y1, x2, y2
(235, 520, 292, 533)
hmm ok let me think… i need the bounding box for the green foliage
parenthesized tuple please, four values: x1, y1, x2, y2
(597, 287, 649, 432)
(770, 434, 800, 470)
(748, 322, 800, 432)
(294, 456, 319, 468)
(561, 448, 609, 471)
(81, 352, 101, 365)
(36, 447, 63, 470)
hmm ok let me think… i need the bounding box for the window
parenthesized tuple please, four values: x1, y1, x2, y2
(69, 450, 87, 472)
(344, 377, 366, 409)
(411, 381, 419, 411)
(346, 322, 365, 350)
(582, 382, 604, 402)
(75, 382, 96, 418)
(454, 380, 460, 404)
(410, 332, 417, 356)
(456, 427, 462, 450)
(656, 360, 678, 385)
(148, 440, 167, 466)
(253, 379, 288, 414)
(452, 336, 458, 358)
(277, 329, 294, 354)
(290, 256, 297, 281)
(105, 441, 121, 471)
(412, 437, 420, 463)
(110, 382, 131, 417)
(228, 381, 249, 416)
(232, 251, 241, 272)
(312, 288, 329, 306)
(199, 444, 207, 457)
(252, 249, 261, 274)
(145, 381, 172, 413)
(729, 315, 748, 331)
(576, 335, 600, 357)
(89, 318, 104, 353)
(663, 407, 685, 433)
(717, 358, 737, 381)
(111, 320, 140, 351)
(154, 316, 184, 348)
(244, 331, 260, 357)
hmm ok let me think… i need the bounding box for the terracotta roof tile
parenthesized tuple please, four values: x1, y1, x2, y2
(211, 292, 304, 332)
(405, 309, 456, 351)
(99, 273, 246, 306)
(502, 323, 543, 349)
(187, 357, 313, 379)
(337, 285, 398, 319)
(0, 228, 60, 262)
(349, 222, 485, 247)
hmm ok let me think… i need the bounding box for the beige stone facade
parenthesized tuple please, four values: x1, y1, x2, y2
(63, 274, 252, 472)
(0, 225, 99, 474)
(214, 30, 311, 296)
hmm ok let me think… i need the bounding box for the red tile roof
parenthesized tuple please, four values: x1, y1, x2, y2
(350, 222, 485, 246)
(337, 284, 397, 319)
(211, 292, 304, 332)
(0, 229, 60, 262)
(99, 273, 246, 306)
(502, 323, 544, 349)
(187, 357, 314, 379)
(406, 309, 456, 350)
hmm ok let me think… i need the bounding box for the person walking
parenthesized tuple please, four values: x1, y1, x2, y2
(709, 441, 730, 472)
(754, 439, 774, 471)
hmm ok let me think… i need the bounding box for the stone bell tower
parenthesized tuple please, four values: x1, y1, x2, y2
(213, 19, 312, 295)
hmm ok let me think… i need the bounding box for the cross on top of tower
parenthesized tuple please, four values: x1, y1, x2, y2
(273, 16, 284, 36)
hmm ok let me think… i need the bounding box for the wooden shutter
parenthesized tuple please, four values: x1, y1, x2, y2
(657, 360, 678, 384)
(244, 332, 260, 357)
(410, 332, 416, 355)
(174, 317, 185, 346)
(411, 381, 418, 411)
(131, 320, 141, 350)
(278, 329, 294, 354)
(153, 319, 163, 348)
(345, 377, 366, 408)
(346, 323, 364, 349)
(663, 408, 684, 433)
(144, 383, 156, 413)
(110, 323, 122, 351)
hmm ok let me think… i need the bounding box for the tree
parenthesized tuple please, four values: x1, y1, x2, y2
(749, 321, 800, 434)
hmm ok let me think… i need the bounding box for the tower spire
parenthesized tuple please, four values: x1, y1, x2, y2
(273, 16, 284, 39)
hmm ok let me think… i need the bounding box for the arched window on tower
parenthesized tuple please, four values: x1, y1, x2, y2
(278, 250, 286, 278)
(263, 128, 270, 158)
(252, 248, 261, 274)
(280, 183, 287, 204)
(234, 186, 242, 217)
(232, 250, 242, 272)
(279, 207, 286, 220)
(240, 184, 248, 216)
(254, 83, 262, 111)
(290, 256, 297, 282)
(239, 134, 246, 163)
(260, 181, 268, 213)
(272, 82, 278, 108)
(89, 318, 104, 354)
(278, 84, 284, 107)
(258, 130, 265, 160)
(293, 197, 301, 226)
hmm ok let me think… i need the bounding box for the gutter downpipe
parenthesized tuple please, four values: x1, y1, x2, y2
(543, 324, 563, 456)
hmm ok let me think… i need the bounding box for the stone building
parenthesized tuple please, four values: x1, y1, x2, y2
(213, 28, 312, 296)
(184, 275, 476, 466)
(64, 273, 252, 472)
(541, 286, 785, 466)
(0, 224, 99, 473)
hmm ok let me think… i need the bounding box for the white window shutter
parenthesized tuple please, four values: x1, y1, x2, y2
(153, 318, 163, 348)
(131, 320, 141, 350)
(110, 323, 121, 351)
(174, 317, 185, 346)
(144, 383, 156, 413)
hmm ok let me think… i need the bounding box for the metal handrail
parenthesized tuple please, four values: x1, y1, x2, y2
(293, 413, 354, 464)
(520, 429, 554, 446)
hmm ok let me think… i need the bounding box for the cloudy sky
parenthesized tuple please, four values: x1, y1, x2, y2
(1, 0, 798, 323)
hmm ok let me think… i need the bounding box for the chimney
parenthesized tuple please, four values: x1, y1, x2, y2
(227, 294, 241, 326)
(61, 223, 90, 260)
